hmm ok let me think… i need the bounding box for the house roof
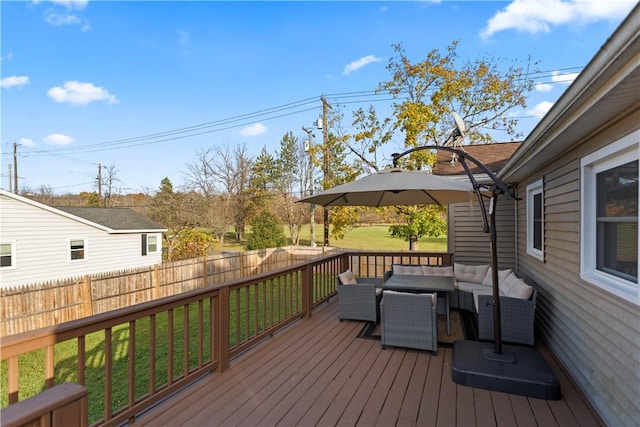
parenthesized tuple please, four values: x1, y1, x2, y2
(56, 206, 166, 231)
(1, 189, 166, 233)
(432, 142, 522, 176)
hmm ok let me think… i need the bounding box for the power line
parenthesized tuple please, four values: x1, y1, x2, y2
(15, 66, 585, 159)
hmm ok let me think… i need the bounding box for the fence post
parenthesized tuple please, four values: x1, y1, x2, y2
(202, 257, 208, 288)
(238, 253, 244, 278)
(80, 276, 92, 317)
(153, 265, 160, 299)
(216, 286, 230, 372)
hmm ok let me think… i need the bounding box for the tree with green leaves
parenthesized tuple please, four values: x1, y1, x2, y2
(370, 40, 537, 249)
(148, 177, 205, 261)
(170, 228, 217, 261)
(380, 41, 537, 168)
(246, 210, 287, 250)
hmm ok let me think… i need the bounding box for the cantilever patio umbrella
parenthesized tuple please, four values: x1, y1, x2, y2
(298, 168, 478, 207)
(298, 159, 561, 400)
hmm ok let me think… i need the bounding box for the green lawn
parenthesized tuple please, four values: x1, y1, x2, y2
(222, 224, 447, 252)
(2, 225, 445, 423)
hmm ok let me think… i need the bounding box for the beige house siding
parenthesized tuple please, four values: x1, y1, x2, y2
(448, 199, 516, 269)
(514, 121, 640, 426)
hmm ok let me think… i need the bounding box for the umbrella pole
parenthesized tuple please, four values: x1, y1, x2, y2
(488, 194, 503, 355)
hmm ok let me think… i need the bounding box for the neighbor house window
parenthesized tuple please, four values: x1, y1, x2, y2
(142, 234, 159, 256)
(1, 242, 16, 268)
(70, 238, 86, 261)
(581, 130, 639, 305)
(526, 179, 544, 260)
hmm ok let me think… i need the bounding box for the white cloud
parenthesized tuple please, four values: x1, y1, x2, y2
(47, 81, 118, 105)
(342, 55, 383, 76)
(49, 0, 89, 9)
(527, 101, 554, 117)
(239, 123, 267, 137)
(44, 8, 90, 30)
(551, 70, 578, 85)
(19, 137, 36, 147)
(44, 133, 75, 146)
(40, 0, 91, 31)
(481, 0, 637, 38)
(535, 70, 579, 92)
(1, 52, 14, 61)
(1, 75, 30, 89)
(535, 82, 553, 92)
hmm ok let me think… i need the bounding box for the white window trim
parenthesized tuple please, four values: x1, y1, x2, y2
(580, 130, 639, 306)
(1, 241, 17, 270)
(147, 234, 160, 254)
(69, 237, 88, 263)
(526, 179, 544, 261)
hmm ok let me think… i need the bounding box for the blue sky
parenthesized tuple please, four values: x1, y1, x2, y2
(1, 0, 636, 195)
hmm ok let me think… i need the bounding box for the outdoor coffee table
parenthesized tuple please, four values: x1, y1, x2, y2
(382, 274, 455, 334)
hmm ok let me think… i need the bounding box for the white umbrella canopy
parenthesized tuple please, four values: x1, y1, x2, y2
(298, 168, 477, 207)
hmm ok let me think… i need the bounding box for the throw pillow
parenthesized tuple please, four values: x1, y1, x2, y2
(454, 263, 490, 283)
(500, 273, 534, 300)
(338, 269, 358, 285)
(482, 268, 513, 287)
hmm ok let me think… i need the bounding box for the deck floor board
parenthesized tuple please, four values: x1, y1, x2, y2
(133, 298, 604, 427)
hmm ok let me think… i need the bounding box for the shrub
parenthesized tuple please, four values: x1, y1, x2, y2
(246, 211, 287, 250)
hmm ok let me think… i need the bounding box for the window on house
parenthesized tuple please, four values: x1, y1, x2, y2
(148, 235, 158, 253)
(526, 179, 544, 260)
(581, 130, 639, 305)
(142, 234, 159, 256)
(70, 239, 86, 261)
(1, 242, 15, 268)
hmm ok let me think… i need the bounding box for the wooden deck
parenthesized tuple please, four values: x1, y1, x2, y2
(133, 298, 603, 427)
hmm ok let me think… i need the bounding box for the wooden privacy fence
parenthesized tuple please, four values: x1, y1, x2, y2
(0, 250, 452, 427)
(0, 246, 333, 338)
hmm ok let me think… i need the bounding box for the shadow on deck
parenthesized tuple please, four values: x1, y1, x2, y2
(133, 298, 603, 427)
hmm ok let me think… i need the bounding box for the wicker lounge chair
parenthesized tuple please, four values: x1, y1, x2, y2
(336, 274, 383, 322)
(380, 290, 438, 353)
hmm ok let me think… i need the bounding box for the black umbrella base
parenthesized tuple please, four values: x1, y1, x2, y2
(451, 340, 561, 400)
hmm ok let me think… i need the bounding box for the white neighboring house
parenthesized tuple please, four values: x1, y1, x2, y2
(0, 189, 167, 288)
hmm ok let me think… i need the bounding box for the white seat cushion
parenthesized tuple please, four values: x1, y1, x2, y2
(481, 268, 513, 287)
(454, 263, 490, 284)
(500, 273, 534, 300)
(456, 281, 492, 293)
(392, 264, 424, 275)
(422, 265, 454, 277)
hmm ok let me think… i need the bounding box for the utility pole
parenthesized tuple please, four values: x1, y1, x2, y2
(302, 126, 316, 247)
(319, 96, 332, 246)
(13, 142, 19, 194)
(97, 163, 102, 206)
(8, 164, 12, 193)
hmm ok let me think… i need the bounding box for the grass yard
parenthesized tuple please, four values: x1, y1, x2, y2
(1, 275, 319, 425)
(2, 226, 445, 423)
(222, 224, 448, 252)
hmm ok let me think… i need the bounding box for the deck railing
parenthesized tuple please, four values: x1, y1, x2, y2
(0, 250, 452, 426)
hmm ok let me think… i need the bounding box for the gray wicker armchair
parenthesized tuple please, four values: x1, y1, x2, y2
(476, 289, 537, 346)
(380, 291, 438, 353)
(337, 276, 383, 322)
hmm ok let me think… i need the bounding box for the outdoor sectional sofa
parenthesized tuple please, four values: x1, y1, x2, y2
(335, 263, 537, 346)
(388, 263, 537, 346)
